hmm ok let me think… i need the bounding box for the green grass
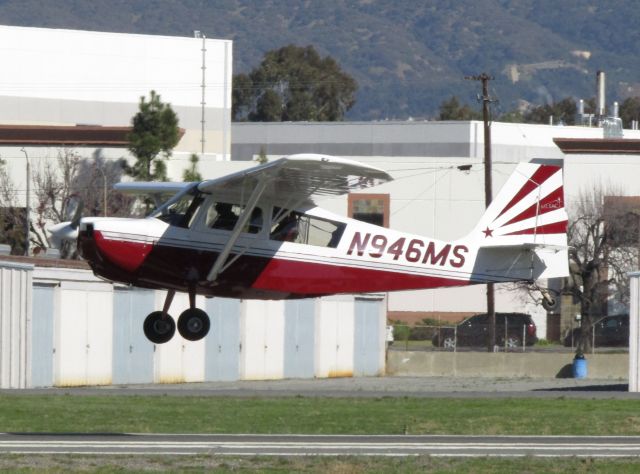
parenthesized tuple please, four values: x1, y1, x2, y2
(2, 454, 640, 473)
(1, 395, 640, 436)
(3, 395, 640, 472)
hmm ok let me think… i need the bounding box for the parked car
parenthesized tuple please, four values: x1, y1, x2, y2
(563, 314, 629, 347)
(431, 312, 538, 349)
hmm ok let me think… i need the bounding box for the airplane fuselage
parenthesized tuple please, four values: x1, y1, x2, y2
(78, 208, 478, 300)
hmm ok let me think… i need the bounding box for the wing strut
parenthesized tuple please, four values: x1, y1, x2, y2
(206, 177, 269, 282)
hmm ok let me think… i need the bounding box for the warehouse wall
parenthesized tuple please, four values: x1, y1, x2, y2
(9, 264, 386, 388)
(0, 261, 32, 388)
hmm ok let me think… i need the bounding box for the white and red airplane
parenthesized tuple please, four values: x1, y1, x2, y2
(51, 154, 569, 344)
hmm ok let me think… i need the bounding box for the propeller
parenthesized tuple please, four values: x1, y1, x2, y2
(48, 196, 84, 249)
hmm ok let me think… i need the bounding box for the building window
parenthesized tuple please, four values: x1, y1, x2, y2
(604, 196, 640, 246)
(348, 194, 390, 228)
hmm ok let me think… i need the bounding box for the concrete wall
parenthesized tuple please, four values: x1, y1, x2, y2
(387, 351, 628, 379)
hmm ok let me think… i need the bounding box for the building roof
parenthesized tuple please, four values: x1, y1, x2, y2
(0, 254, 90, 270)
(0, 125, 185, 147)
(554, 138, 640, 154)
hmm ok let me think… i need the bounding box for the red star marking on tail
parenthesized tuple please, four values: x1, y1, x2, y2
(482, 227, 493, 238)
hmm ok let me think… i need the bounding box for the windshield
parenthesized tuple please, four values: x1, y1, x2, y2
(150, 183, 204, 228)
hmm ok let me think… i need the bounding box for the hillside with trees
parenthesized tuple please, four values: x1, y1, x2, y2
(1, 0, 640, 120)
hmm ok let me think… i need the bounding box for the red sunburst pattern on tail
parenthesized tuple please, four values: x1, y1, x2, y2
(483, 164, 568, 239)
(496, 165, 559, 219)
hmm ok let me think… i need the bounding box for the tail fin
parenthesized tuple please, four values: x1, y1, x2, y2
(466, 162, 569, 283)
(469, 162, 568, 249)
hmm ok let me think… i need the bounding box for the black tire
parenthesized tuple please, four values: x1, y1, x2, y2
(143, 311, 176, 344)
(177, 308, 211, 341)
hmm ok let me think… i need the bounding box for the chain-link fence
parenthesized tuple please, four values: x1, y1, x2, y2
(390, 316, 630, 353)
(562, 314, 629, 353)
(390, 323, 537, 352)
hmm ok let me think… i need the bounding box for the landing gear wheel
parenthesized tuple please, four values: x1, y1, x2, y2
(143, 311, 176, 344)
(177, 308, 211, 341)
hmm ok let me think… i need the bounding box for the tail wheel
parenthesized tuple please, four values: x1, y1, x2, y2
(177, 308, 211, 341)
(143, 311, 176, 344)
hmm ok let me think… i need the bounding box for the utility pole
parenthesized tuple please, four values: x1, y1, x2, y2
(467, 73, 496, 352)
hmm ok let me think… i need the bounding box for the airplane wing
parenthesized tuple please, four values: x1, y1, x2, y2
(198, 154, 393, 206)
(114, 182, 194, 195)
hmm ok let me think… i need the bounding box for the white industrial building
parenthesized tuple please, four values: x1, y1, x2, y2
(0, 24, 232, 206)
(232, 120, 640, 337)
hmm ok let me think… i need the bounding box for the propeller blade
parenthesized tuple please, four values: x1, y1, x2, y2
(69, 199, 84, 229)
(48, 221, 79, 249)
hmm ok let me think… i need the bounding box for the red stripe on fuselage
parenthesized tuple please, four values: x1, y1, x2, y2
(251, 257, 470, 295)
(93, 231, 153, 272)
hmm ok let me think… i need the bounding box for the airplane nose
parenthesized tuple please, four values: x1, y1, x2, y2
(48, 221, 79, 248)
(49, 199, 84, 248)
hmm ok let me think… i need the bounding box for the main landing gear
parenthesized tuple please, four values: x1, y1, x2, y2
(142, 289, 211, 344)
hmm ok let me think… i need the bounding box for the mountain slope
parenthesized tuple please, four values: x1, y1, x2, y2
(0, 0, 638, 119)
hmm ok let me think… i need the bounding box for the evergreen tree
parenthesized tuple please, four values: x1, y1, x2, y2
(523, 97, 577, 125)
(619, 97, 640, 128)
(232, 45, 357, 122)
(255, 146, 268, 164)
(127, 90, 180, 181)
(183, 153, 202, 182)
(437, 96, 481, 120)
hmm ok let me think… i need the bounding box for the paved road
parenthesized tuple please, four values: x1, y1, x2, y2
(8, 376, 635, 399)
(2, 433, 640, 457)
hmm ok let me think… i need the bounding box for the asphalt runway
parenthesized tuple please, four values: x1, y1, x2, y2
(8, 375, 636, 399)
(2, 433, 640, 457)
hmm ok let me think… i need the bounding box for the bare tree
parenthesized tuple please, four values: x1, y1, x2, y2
(31, 149, 82, 256)
(31, 148, 131, 258)
(75, 150, 132, 219)
(1, 149, 131, 257)
(567, 184, 638, 354)
(0, 157, 26, 255)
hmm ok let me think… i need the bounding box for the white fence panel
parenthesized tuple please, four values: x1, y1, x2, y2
(241, 300, 285, 380)
(153, 291, 206, 384)
(55, 281, 113, 386)
(630, 272, 640, 392)
(315, 296, 355, 378)
(0, 262, 32, 388)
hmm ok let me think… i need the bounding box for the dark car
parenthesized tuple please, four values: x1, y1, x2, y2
(432, 312, 538, 349)
(563, 314, 629, 348)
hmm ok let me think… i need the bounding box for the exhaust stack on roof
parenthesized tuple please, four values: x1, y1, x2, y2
(596, 70, 606, 117)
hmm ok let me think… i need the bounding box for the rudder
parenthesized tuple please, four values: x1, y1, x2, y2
(468, 162, 568, 249)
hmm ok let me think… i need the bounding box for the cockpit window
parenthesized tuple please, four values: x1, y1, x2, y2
(270, 207, 345, 248)
(151, 184, 204, 228)
(205, 201, 263, 234)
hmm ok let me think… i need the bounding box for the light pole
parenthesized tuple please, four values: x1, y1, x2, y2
(20, 147, 30, 256)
